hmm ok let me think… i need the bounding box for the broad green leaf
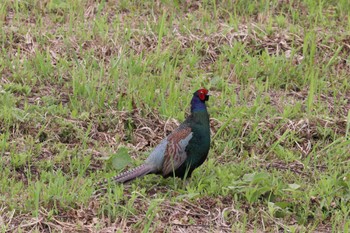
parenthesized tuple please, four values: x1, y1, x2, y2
(288, 183, 301, 190)
(108, 147, 132, 170)
(242, 173, 255, 182)
(274, 202, 291, 209)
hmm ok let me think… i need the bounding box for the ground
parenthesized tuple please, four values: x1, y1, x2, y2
(1, 0, 350, 232)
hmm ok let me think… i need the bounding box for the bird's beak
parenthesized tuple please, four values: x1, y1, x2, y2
(205, 93, 210, 101)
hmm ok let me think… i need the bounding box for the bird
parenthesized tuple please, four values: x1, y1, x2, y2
(97, 88, 210, 186)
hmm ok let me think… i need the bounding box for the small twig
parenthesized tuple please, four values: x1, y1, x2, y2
(6, 217, 43, 232)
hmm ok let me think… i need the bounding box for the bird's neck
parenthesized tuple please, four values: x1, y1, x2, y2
(190, 97, 207, 113)
(190, 97, 209, 126)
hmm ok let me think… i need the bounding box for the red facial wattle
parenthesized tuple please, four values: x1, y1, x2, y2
(197, 88, 209, 101)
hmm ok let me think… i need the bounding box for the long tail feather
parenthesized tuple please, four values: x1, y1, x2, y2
(96, 163, 156, 187)
(112, 163, 155, 183)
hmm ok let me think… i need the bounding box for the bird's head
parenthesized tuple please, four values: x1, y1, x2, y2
(191, 88, 209, 112)
(193, 88, 209, 102)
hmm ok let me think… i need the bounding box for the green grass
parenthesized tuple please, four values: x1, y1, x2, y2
(1, 0, 350, 231)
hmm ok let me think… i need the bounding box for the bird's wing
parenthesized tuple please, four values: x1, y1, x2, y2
(162, 126, 193, 176)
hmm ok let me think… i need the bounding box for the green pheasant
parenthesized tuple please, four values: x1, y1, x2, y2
(99, 88, 210, 184)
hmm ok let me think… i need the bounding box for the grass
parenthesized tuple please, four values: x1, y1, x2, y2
(1, 0, 350, 232)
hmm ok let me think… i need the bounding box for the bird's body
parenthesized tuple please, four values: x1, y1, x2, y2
(99, 88, 210, 185)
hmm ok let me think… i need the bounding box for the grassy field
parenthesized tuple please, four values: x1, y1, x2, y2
(1, 0, 350, 232)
